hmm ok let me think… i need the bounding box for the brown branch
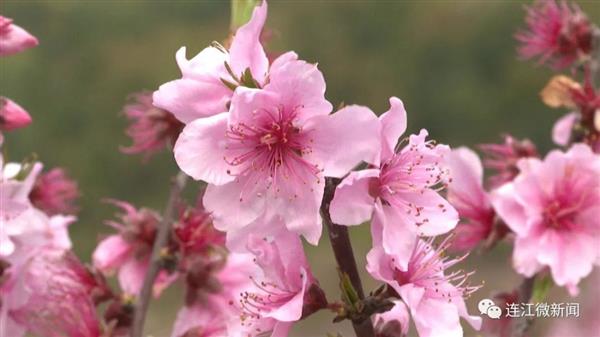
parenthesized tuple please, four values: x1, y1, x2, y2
(321, 177, 375, 337)
(513, 276, 536, 337)
(130, 171, 187, 337)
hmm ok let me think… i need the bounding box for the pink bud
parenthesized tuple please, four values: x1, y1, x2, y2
(120, 91, 184, 160)
(29, 168, 80, 216)
(0, 16, 38, 56)
(0, 98, 32, 131)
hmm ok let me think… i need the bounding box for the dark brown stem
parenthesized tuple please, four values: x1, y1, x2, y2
(513, 276, 536, 337)
(321, 177, 375, 337)
(130, 171, 187, 337)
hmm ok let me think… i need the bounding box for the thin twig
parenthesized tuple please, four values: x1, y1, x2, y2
(513, 276, 536, 337)
(321, 177, 375, 337)
(130, 171, 187, 337)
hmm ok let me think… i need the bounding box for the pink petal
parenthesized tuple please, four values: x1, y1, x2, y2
(203, 176, 266, 232)
(538, 230, 596, 287)
(176, 46, 227, 82)
(118, 257, 148, 295)
(410, 296, 463, 337)
(266, 268, 309, 321)
(379, 97, 407, 163)
(491, 183, 530, 236)
(329, 169, 379, 226)
(229, 0, 269, 83)
(228, 86, 280, 126)
(271, 322, 294, 337)
(512, 235, 544, 277)
(47, 214, 75, 250)
(366, 244, 397, 285)
(267, 171, 325, 245)
(92, 235, 131, 272)
(552, 112, 578, 146)
(153, 78, 231, 124)
(446, 147, 488, 212)
(174, 112, 236, 185)
(305, 105, 380, 178)
(372, 202, 416, 271)
(267, 52, 333, 123)
(396, 189, 459, 236)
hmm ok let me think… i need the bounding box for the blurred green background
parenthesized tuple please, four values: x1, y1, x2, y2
(1, 1, 599, 336)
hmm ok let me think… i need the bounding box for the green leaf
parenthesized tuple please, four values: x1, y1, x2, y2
(230, 0, 261, 31)
(240, 67, 260, 88)
(220, 78, 238, 91)
(338, 271, 359, 310)
(531, 274, 553, 303)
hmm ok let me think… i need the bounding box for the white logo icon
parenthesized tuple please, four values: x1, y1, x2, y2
(478, 298, 502, 319)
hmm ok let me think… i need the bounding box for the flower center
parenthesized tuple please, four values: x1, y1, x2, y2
(224, 106, 322, 200)
(238, 276, 296, 324)
(392, 237, 479, 302)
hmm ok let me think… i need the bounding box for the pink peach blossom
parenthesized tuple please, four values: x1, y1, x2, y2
(0, 98, 31, 132)
(121, 91, 184, 160)
(516, 0, 593, 69)
(445, 147, 496, 251)
(0, 16, 38, 57)
(224, 216, 319, 337)
(175, 52, 379, 244)
(92, 200, 176, 296)
(491, 144, 600, 294)
(0, 160, 74, 258)
(29, 167, 79, 216)
(367, 236, 481, 337)
(153, 1, 268, 123)
(330, 98, 457, 269)
(1, 249, 101, 337)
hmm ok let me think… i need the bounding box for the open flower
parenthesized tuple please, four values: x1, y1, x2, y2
(0, 16, 38, 56)
(491, 144, 600, 294)
(1, 249, 101, 337)
(121, 92, 184, 160)
(29, 167, 79, 216)
(516, 0, 594, 69)
(445, 147, 498, 251)
(0, 159, 73, 258)
(175, 52, 379, 244)
(153, 1, 269, 123)
(0, 98, 32, 132)
(92, 200, 176, 296)
(224, 216, 320, 337)
(367, 236, 481, 337)
(330, 97, 457, 269)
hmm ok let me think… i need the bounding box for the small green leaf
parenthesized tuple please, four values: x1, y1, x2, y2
(230, 0, 261, 31)
(532, 274, 553, 303)
(338, 271, 359, 310)
(240, 67, 260, 88)
(14, 154, 38, 181)
(220, 78, 238, 91)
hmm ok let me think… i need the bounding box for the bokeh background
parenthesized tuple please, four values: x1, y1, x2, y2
(1, 1, 599, 336)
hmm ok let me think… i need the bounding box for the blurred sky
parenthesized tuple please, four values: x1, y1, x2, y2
(1, 1, 599, 336)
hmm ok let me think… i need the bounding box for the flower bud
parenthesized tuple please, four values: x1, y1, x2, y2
(0, 98, 32, 131)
